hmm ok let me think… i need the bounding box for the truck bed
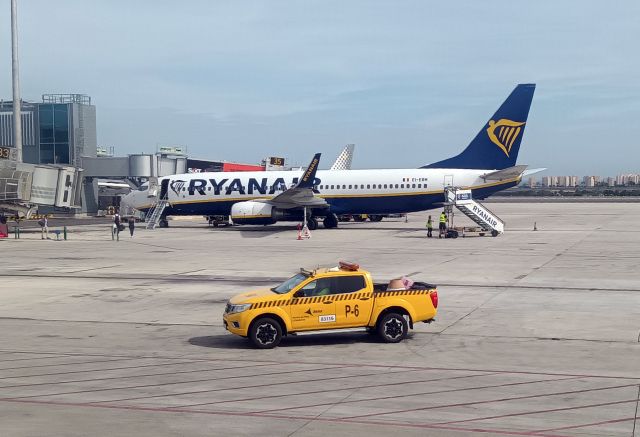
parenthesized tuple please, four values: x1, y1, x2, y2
(373, 281, 437, 292)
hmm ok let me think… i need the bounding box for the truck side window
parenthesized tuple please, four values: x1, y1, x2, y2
(332, 276, 366, 295)
(300, 278, 332, 297)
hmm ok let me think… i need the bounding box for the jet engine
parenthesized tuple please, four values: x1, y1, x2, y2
(230, 201, 302, 225)
(230, 201, 276, 225)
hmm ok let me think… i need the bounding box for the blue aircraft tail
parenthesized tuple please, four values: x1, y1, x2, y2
(423, 84, 535, 170)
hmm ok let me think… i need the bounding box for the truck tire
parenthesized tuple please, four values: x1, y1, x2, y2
(377, 312, 408, 343)
(249, 317, 283, 349)
(491, 230, 499, 237)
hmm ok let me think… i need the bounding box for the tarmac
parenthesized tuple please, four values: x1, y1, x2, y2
(0, 202, 638, 436)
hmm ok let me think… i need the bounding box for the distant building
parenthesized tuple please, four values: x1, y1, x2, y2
(583, 176, 596, 187)
(607, 177, 615, 187)
(542, 176, 557, 187)
(527, 177, 535, 188)
(616, 173, 640, 186)
(0, 94, 97, 166)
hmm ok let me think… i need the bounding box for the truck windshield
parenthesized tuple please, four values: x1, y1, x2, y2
(272, 273, 308, 294)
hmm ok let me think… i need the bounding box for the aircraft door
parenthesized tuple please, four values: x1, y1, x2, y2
(160, 179, 170, 199)
(444, 175, 454, 188)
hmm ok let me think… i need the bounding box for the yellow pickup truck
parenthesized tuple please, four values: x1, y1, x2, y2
(223, 262, 438, 348)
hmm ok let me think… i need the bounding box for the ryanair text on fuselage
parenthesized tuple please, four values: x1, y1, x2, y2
(171, 177, 321, 197)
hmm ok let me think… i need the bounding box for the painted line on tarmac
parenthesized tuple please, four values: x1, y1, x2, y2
(534, 416, 637, 433)
(178, 371, 499, 408)
(0, 354, 71, 363)
(433, 398, 638, 426)
(2, 364, 356, 401)
(340, 383, 640, 420)
(0, 397, 570, 437)
(1, 270, 638, 292)
(250, 375, 580, 414)
(0, 356, 145, 372)
(0, 360, 211, 382)
(86, 366, 426, 405)
(0, 316, 221, 327)
(0, 362, 281, 389)
(1, 348, 639, 382)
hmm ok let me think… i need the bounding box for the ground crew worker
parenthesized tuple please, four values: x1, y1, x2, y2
(438, 210, 447, 238)
(113, 211, 121, 241)
(426, 215, 433, 238)
(128, 217, 135, 238)
(40, 216, 49, 240)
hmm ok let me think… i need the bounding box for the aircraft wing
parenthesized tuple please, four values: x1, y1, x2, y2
(267, 153, 328, 209)
(481, 165, 528, 181)
(523, 167, 547, 177)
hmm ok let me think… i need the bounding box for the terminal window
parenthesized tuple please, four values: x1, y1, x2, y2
(39, 104, 70, 164)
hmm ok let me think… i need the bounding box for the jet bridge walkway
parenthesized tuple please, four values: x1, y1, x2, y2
(445, 187, 504, 236)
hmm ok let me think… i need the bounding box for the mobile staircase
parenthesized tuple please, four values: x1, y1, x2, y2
(445, 187, 504, 236)
(145, 197, 169, 230)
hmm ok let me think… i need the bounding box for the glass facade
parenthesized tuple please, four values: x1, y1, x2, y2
(39, 104, 70, 164)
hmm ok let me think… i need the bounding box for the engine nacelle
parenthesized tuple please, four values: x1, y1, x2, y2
(230, 201, 277, 225)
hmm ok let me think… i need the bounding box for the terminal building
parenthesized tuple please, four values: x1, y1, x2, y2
(0, 94, 97, 166)
(1, 93, 285, 218)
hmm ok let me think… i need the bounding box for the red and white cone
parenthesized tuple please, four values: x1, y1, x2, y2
(297, 223, 303, 240)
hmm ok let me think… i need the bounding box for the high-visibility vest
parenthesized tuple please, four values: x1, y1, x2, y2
(439, 213, 447, 224)
(426, 219, 432, 228)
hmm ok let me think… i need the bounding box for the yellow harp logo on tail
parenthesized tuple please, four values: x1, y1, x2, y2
(486, 119, 526, 157)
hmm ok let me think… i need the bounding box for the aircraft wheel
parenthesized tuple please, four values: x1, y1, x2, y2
(307, 217, 318, 231)
(323, 213, 339, 229)
(369, 215, 383, 222)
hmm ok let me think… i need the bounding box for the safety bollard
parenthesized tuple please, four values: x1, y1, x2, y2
(63, 226, 68, 240)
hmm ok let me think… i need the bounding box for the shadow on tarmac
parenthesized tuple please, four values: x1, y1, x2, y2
(189, 331, 382, 349)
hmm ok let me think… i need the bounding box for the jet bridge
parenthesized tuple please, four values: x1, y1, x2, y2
(0, 160, 82, 218)
(445, 187, 504, 236)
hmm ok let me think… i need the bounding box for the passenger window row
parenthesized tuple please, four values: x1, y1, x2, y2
(317, 183, 424, 190)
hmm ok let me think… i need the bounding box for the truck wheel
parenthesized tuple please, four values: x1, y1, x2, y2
(491, 230, 499, 237)
(369, 215, 383, 222)
(377, 312, 408, 343)
(249, 317, 283, 349)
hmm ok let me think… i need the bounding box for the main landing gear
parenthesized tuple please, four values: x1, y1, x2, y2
(306, 216, 318, 231)
(322, 213, 339, 229)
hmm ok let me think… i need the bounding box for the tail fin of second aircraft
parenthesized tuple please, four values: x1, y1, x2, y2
(424, 84, 535, 170)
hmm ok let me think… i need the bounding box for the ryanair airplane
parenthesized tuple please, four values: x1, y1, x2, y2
(123, 84, 536, 229)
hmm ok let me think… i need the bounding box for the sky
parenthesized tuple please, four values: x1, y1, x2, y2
(1, 0, 639, 175)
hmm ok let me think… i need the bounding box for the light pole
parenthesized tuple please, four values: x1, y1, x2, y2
(11, 0, 23, 163)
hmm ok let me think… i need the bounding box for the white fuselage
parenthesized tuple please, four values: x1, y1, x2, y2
(122, 167, 518, 217)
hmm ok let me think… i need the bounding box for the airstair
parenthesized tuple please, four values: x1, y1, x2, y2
(145, 198, 169, 230)
(445, 187, 504, 236)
